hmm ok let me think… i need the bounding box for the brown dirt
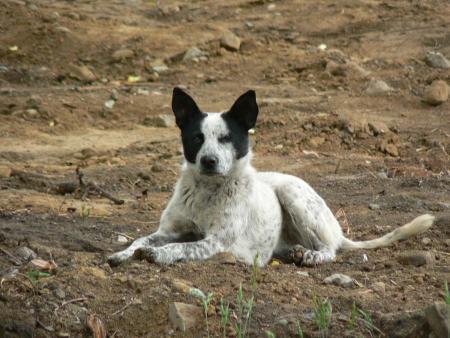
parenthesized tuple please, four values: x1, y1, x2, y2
(1, 0, 449, 337)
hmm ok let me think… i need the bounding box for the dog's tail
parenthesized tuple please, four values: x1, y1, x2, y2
(340, 214, 434, 250)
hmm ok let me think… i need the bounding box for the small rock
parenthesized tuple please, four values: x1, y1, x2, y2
(296, 271, 309, 277)
(169, 302, 202, 331)
(26, 109, 38, 116)
(425, 51, 450, 69)
(112, 48, 134, 61)
(425, 302, 450, 338)
(368, 121, 390, 135)
(422, 237, 431, 246)
(445, 239, 450, 247)
(398, 250, 434, 267)
(15, 247, 37, 262)
(149, 59, 169, 73)
(67, 64, 96, 82)
(370, 281, 386, 294)
(66, 12, 80, 20)
(377, 172, 388, 179)
(151, 164, 164, 173)
(0, 166, 12, 178)
(323, 273, 354, 288)
(137, 88, 150, 96)
(53, 288, 66, 299)
(171, 278, 193, 294)
(142, 114, 175, 128)
(220, 31, 241, 51)
(276, 319, 289, 326)
(117, 235, 128, 243)
(104, 99, 115, 109)
(54, 26, 71, 34)
(183, 47, 205, 62)
(365, 80, 393, 96)
(423, 80, 448, 106)
(369, 203, 380, 210)
(208, 252, 236, 265)
(308, 136, 325, 147)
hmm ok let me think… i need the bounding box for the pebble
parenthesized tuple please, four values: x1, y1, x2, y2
(421, 237, 431, 246)
(368, 121, 390, 135)
(117, 235, 128, 243)
(54, 26, 71, 34)
(423, 80, 448, 106)
(370, 281, 386, 294)
(425, 51, 450, 69)
(369, 203, 380, 210)
(220, 30, 241, 51)
(169, 302, 202, 331)
(53, 288, 66, 299)
(142, 114, 175, 128)
(183, 47, 205, 62)
(67, 64, 96, 82)
(104, 99, 115, 109)
(0, 165, 12, 178)
(365, 79, 393, 96)
(150, 59, 169, 73)
(15, 247, 37, 262)
(425, 302, 450, 338)
(112, 48, 134, 61)
(323, 273, 354, 288)
(398, 250, 434, 267)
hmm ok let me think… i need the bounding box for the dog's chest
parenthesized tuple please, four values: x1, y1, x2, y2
(177, 178, 248, 231)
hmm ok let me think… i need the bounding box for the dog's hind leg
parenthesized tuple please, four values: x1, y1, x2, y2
(271, 177, 343, 266)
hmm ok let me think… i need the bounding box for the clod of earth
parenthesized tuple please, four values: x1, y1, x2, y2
(397, 250, 434, 267)
(423, 80, 449, 106)
(220, 30, 241, 51)
(425, 302, 450, 338)
(323, 273, 354, 288)
(365, 79, 393, 96)
(425, 51, 450, 69)
(169, 302, 203, 331)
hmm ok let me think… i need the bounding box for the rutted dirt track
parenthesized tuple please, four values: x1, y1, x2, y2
(0, 0, 449, 337)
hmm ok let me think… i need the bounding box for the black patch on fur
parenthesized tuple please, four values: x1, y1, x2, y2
(172, 87, 207, 163)
(221, 113, 250, 159)
(222, 90, 259, 159)
(180, 113, 207, 163)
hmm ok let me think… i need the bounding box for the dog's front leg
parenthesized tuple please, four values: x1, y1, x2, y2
(135, 233, 230, 265)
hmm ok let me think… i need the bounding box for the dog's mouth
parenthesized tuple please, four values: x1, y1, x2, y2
(200, 169, 222, 176)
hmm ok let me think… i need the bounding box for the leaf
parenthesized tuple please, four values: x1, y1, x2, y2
(30, 258, 58, 272)
(127, 75, 141, 83)
(86, 314, 107, 338)
(26, 270, 50, 283)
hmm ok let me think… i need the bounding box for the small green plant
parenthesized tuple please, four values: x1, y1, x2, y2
(80, 204, 91, 219)
(201, 292, 214, 338)
(26, 270, 50, 283)
(444, 281, 450, 305)
(220, 298, 230, 338)
(347, 301, 358, 331)
(234, 253, 260, 338)
(296, 320, 304, 338)
(313, 295, 332, 338)
(265, 330, 276, 338)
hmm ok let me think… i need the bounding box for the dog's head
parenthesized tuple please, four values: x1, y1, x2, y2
(172, 87, 258, 177)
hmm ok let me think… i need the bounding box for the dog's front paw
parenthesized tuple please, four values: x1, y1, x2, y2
(107, 252, 127, 267)
(302, 250, 324, 266)
(133, 247, 158, 263)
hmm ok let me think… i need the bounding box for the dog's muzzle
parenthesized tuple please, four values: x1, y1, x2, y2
(200, 155, 219, 175)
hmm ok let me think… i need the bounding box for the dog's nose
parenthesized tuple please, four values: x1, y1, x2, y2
(200, 155, 218, 170)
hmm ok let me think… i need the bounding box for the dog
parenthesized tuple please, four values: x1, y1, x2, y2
(108, 88, 434, 267)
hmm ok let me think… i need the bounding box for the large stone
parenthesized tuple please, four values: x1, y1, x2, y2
(425, 302, 450, 338)
(423, 80, 448, 106)
(398, 250, 434, 267)
(112, 48, 134, 61)
(365, 80, 393, 96)
(220, 31, 241, 51)
(425, 51, 450, 69)
(15, 247, 37, 262)
(169, 302, 202, 331)
(142, 114, 175, 128)
(67, 64, 96, 82)
(323, 273, 354, 288)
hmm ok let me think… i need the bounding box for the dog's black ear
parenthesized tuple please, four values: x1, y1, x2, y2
(172, 87, 202, 128)
(226, 90, 259, 130)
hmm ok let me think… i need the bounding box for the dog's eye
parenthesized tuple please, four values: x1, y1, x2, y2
(218, 134, 232, 143)
(194, 134, 204, 143)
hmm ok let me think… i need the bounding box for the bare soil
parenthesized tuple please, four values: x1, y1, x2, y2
(0, 0, 449, 337)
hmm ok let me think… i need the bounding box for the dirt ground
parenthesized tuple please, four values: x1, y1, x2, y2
(1, 0, 449, 337)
